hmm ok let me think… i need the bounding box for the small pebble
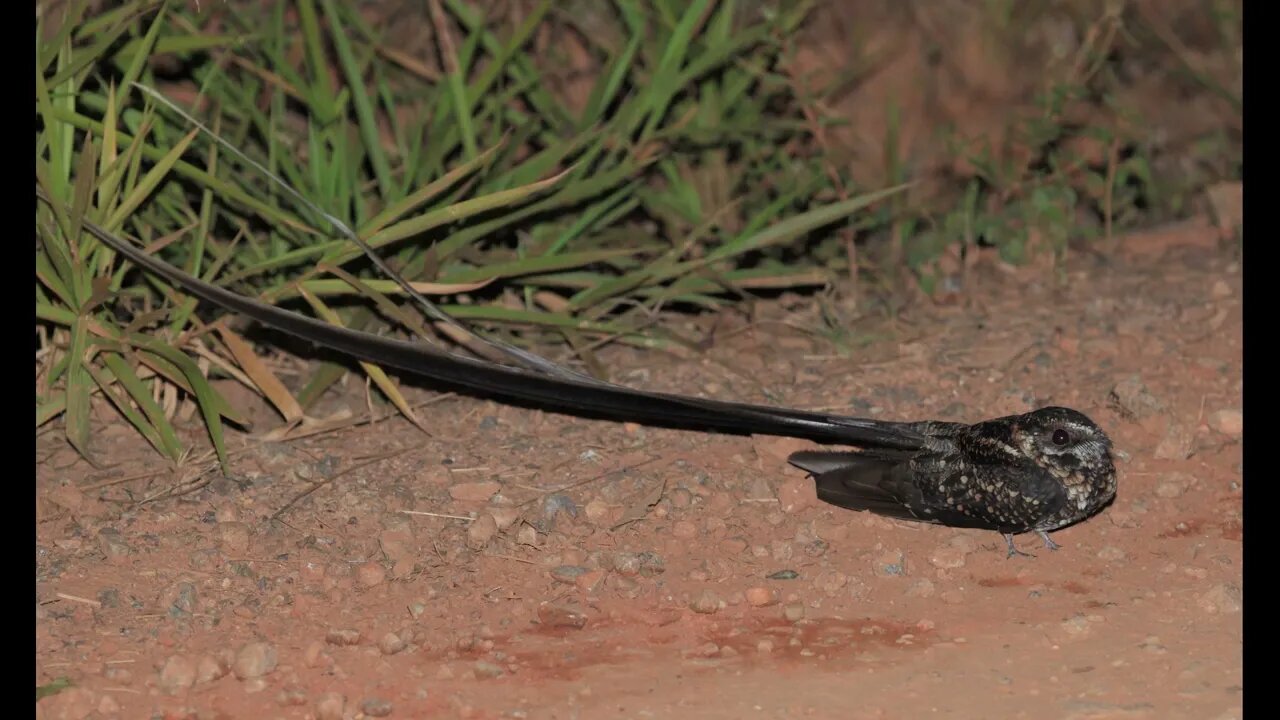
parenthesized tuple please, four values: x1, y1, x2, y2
(219, 521, 251, 553)
(1155, 422, 1195, 460)
(474, 660, 505, 679)
(538, 602, 588, 629)
(361, 697, 395, 717)
(315, 692, 346, 720)
(276, 685, 308, 706)
(326, 629, 362, 646)
(488, 506, 520, 530)
(906, 579, 936, 598)
(584, 498, 611, 524)
(672, 520, 698, 539)
(467, 513, 498, 549)
(158, 655, 196, 692)
(929, 545, 968, 569)
(232, 642, 278, 680)
(1097, 546, 1128, 561)
(783, 603, 805, 622)
(813, 570, 848, 596)
(449, 481, 501, 503)
(379, 632, 407, 655)
(575, 569, 606, 593)
(1155, 473, 1194, 498)
(195, 653, 230, 683)
(877, 550, 906, 576)
(356, 562, 387, 588)
(549, 565, 588, 584)
(516, 525, 540, 546)
(777, 476, 815, 513)
(745, 586, 777, 607)
(96, 528, 132, 558)
(1208, 409, 1242, 437)
(1109, 376, 1165, 418)
(1198, 583, 1242, 614)
(689, 590, 721, 614)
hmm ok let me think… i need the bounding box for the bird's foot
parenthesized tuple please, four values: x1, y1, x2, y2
(1036, 531, 1062, 551)
(1003, 533, 1037, 559)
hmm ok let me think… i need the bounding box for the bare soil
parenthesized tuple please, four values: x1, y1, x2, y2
(37, 222, 1241, 719)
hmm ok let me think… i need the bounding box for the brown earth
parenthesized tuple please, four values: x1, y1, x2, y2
(36, 222, 1241, 719)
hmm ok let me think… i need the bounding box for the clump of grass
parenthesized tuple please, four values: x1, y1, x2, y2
(37, 0, 901, 468)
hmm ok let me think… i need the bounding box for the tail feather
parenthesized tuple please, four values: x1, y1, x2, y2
(43, 189, 935, 450)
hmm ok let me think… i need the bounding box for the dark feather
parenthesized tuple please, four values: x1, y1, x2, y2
(789, 450, 1014, 530)
(52, 193, 929, 450)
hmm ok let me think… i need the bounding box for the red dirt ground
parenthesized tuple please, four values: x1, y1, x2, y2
(37, 220, 1241, 719)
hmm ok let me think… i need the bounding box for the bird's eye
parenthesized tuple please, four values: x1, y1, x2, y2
(1052, 429, 1071, 446)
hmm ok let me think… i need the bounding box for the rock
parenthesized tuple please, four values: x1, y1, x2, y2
(1207, 409, 1242, 437)
(47, 484, 85, 512)
(1109, 376, 1165, 419)
(1154, 422, 1195, 460)
(906, 579, 936, 598)
(584, 498, 612, 524)
(516, 525, 540, 547)
(161, 581, 199, 616)
(575, 569, 606, 593)
(689, 590, 721, 614)
(745, 586, 778, 607)
(360, 697, 394, 717)
(232, 642, 278, 680)
(467, 513, 498, 549)
(96, 528, 132, 559)
(549, 565, 588, 584)
(356, 561, 386, 588)
(219, 521, 251, 553)
(488, 506, 520, 530)
(777, 475, 815, 513)
(929, 545, 968, 569)
(672, 520, 698, 539)
(541, 494, 578, 526)
(610, 551, 664, 577)
(782, 603, 805, 622)
(813, 570, 848, 596)
(158, 654, 196, 692)
(36, 686, 97, 720)
(378, 632, 407, 655)
(537, 602, 588, 629)
(876, 550, 906, 576)
(326, 628, 362, 646)
(196, 653, 230, 683)
(473, 660, 505, 679)
(449, 481, 501, 503)
(315, 692, 346, 720)
(1097, 546, 1128, 562)
(276, 684, 308, 706)
(1155, 473, 1194, 498)
(1198, 583, 1242, 614)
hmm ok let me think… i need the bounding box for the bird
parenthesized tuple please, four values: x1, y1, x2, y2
(41, 189, 1117, 557)
(789, 407, 1116, 557)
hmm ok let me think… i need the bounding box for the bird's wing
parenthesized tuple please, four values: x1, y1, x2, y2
(789, 450, 1006, 530)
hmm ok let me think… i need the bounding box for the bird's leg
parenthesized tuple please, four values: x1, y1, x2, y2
(1003, 533, 1036, 559)
(1035, 531, 1061, 551)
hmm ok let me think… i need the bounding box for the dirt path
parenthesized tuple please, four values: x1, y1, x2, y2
(36, 222, 1241, 719)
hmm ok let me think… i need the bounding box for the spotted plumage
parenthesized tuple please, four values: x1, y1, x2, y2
(789, 407, 1117, 557)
